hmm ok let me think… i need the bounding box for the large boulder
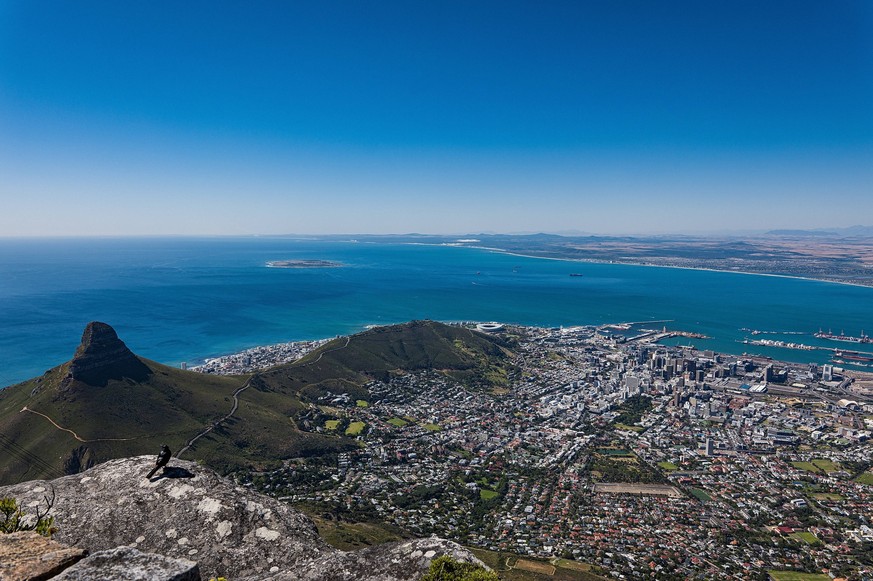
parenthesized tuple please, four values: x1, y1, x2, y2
(0, 457, 327, 579)
(0, 531, 87, 581)
(0, 456, 484, 581)
(52, 546, 200, 581)
(250, 537, 484, 581)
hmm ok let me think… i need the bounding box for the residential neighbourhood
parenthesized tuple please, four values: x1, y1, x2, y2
(207, 323, 873, 580)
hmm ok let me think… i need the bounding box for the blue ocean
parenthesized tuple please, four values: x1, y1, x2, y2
(2, 237, 872, 387)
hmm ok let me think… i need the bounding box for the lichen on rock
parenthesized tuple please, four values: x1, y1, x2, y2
(0, 457, 486, 581)
(51, 545, 200, 581)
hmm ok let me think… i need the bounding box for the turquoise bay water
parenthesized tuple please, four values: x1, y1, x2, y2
(1, 237, 872, 387)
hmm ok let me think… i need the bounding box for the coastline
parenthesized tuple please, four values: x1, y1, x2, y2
(6, 316, 872, 389)
(4, 238, 873, 387)
(200, 244, 873, 374)
(443, 243, 873, 290)
(185, 318, 873, 378)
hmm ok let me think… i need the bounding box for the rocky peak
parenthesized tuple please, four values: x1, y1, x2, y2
(64, 322, 150, 387)
(0, 457, 485, 580)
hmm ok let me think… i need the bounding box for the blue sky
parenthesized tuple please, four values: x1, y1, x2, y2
(1, 1, 871, 236)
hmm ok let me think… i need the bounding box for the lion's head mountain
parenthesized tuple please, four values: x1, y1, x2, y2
(0, 321, 511, 579)
(0, 320, 512, 484)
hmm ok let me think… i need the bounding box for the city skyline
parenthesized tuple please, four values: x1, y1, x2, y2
(2, 1, 871, 237)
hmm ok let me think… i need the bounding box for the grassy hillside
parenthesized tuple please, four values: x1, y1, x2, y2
(0, 320, 513, 484)
(259, 320, 516, 399)
(0, 358, 242, 482)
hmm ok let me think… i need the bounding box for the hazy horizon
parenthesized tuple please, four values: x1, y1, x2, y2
(2, 2, 871, 237)
(2, 225, 873, 240)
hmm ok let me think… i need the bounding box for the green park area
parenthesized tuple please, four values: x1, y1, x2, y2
(469, 547, 607, 581)
(614, 423, 644, 432)
(658, 461, 679, 471)
(387, 417, 408, 428)
(789, 531, 819, 545)
(324, 419, 340, 430)
(595, 448, 633, 456)
(811, 459, 840, 472)
(356, 400, 369, 407)
(767, 572, 829, 581)
(810, 492, 844, 501)
(791, 459, 841, 474)
(345, 421, 366, 436)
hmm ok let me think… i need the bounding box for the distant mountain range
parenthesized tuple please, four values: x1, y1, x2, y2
(0, 321, 513, 485)
(278, 226, 873, 240)
(765, 225, 873, 237)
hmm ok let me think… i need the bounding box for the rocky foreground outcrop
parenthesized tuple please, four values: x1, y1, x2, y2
(0, 532, 88, 580)
(0, 456, 483, 580)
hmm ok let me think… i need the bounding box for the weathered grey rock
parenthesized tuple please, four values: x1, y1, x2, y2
(52, 546, 199, 581)
(248, 537, 487, 581)
(0, 531, 87, 581)
(0, 457, 485, 581)
(0, 457, 327, 579)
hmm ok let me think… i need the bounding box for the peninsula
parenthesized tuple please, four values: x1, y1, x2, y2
(304, 230, 873, 287)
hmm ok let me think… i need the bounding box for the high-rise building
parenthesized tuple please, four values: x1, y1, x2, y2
(626, 376, 640, 395)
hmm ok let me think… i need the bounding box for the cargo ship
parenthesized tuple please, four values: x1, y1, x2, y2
(814, 329, 870, 343)
(833, 350, 873, 362)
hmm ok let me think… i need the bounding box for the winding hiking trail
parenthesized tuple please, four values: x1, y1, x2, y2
(176, 377, 253, 457)
(177, 336, 351, 458)
(20, 406, 153, 443)
(19, 335, 352, 457)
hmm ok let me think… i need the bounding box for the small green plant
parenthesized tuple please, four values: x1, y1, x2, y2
(0, 490, 56, 536)
(421, 555, 498, 581)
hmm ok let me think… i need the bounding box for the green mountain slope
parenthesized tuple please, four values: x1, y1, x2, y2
(0, 357, 249, 482)
(0, 320, 514, 485)
(259, 320, 516, 400)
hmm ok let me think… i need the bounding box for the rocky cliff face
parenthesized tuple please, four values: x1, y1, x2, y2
(62, 322, 151, 388)
(0, 457, 483, 580)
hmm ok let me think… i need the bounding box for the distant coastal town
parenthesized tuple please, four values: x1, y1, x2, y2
(190, 338, 330, 374)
